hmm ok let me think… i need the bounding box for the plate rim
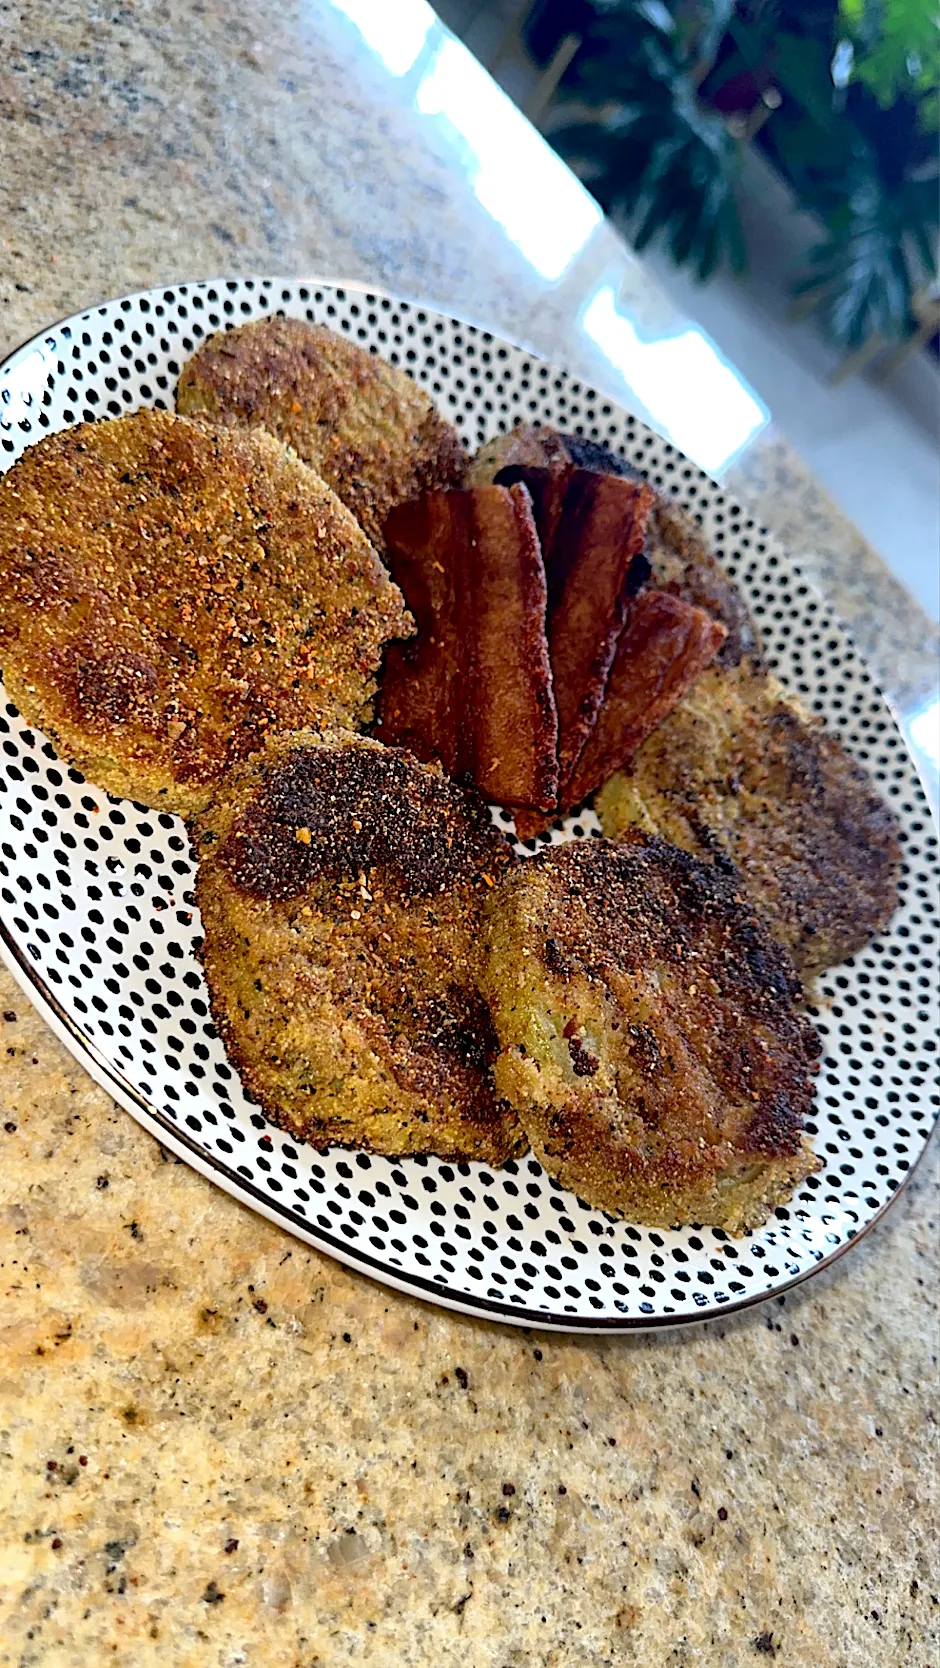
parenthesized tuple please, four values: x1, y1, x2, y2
(4, 910, 929, 1334)
(1, 272, 936, 1333)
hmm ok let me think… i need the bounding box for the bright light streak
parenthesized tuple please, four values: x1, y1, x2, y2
(582, 285, 767, 475)
(416, 40, 602, 281)
(909, 695, 940, 770)
(331, 0, 434, 78)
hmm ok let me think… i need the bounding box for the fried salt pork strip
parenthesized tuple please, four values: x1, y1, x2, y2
(495, 466, 655, 797)
(475, 424, 761, 668)
(563, 589, 727, 810)
(512, 590, 725, 843)
(375, 484, 558, 811)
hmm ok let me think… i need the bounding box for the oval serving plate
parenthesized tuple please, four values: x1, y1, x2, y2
(0, 276, 937, 1332)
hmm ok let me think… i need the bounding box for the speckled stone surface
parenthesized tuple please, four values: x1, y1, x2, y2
(728, 434, 940, 718)
(1, 992, 938, 1668)
(1, 4, 938, 1664)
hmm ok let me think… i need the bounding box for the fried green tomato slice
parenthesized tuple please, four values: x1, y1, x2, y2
(177, 316, 467, 547)
(482, 836, 821, 1233)
(193, 733, 524, 1163)
(0, 410, 410, 815)
(595, 662, 900, 973)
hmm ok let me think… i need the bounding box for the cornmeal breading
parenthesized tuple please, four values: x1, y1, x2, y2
(177, 316, 467, 547)
(0, 411, 410, 815)
(595, 662, 900, 973)
(482, 837, 820, 1233)
(194, 733, 524, 1162)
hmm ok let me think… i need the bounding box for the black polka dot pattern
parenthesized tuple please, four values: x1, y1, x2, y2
(0, 279, 937, 1330)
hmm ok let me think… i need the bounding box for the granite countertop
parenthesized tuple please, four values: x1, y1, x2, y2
(1, 3, 937, 1664)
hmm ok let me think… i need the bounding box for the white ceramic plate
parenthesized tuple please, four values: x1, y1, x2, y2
(1, 276, 937, 1331)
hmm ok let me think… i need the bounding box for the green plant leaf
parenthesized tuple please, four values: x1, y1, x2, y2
(792, 153, 938, 346)
(773, 33, 843, 131)
(837, 0, 940, 121)
(553, 76, 747, 282)
(552, 0, 935, 349)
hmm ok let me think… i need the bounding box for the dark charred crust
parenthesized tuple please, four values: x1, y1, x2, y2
(530, 833, 803, 1007)
(628, 1023, 662, 1077)
(599, 662, 901, 972)
(745, 1090, 808, 1158)
(196, 736, 522, 1163)
(568, 1036, 599, 1076)
(414, 987, 501, 1077)
(524, 836, 818, 1158)
(484, 830, 821, 1228)
(219, 742, 511, 902)
(558, 434, 640, 479)
(543, 936, 569, 977)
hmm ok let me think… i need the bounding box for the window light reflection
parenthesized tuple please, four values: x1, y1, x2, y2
(583, 285, 767, 475)
(331, 0, 434, 78)
(415, 40, 602, 281)
(909, 695, 940, 771)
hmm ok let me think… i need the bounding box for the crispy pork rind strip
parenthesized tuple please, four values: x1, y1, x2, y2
(495, 465, 655, 794)
(376, 484, 558, 811)
(563, 590, 727, 809)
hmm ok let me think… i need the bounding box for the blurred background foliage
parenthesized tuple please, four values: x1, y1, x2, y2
(523, 0, 939, 350)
